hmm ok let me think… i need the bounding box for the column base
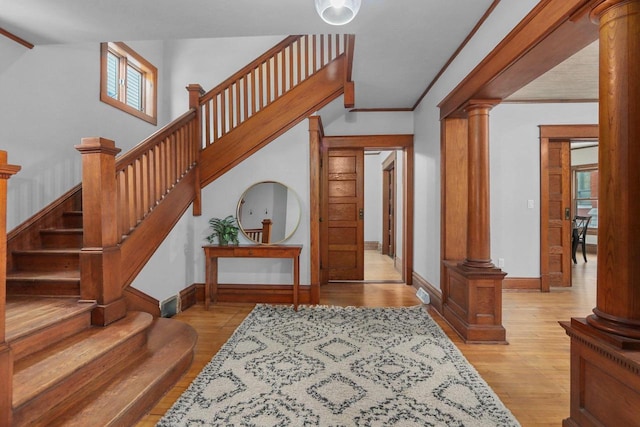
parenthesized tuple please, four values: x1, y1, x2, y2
(442, 261, 507, 344)
(560, 318, 640, 427)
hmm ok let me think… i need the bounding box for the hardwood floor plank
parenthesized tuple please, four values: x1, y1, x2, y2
(137, 251, 597, 427)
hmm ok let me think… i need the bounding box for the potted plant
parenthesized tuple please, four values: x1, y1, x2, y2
(206, 215, 239, 245)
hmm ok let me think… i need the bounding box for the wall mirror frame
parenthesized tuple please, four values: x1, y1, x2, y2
(236, 181, 301, 245)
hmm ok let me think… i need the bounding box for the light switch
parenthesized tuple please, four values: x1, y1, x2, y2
(527, 200, 534, 209)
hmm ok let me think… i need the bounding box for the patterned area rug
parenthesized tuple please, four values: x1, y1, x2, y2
(158, 305, 520, 426)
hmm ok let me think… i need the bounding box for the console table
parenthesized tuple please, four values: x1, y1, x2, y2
(203, 244, 303, 310)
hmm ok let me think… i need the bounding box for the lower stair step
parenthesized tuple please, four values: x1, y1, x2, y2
(6, 297, 96, 361)
(36, 317, 197, 426)
(12, 312, 154, 426)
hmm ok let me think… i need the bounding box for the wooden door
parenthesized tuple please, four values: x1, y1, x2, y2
(382, 153, 396, 257)
(541, 139, 572, 290)
(325, 149, 364, 280)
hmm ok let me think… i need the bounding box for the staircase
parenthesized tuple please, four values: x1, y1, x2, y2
(1, 34, 355, 426)
(4, 204, 197, 426)
(6, 196, 82, 297)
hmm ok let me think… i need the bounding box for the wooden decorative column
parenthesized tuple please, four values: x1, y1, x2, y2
(560, 1, 640, 426)
(443, 100, 507, 343)
(75, 137, 126, 326)
(0, 151, 20, 427)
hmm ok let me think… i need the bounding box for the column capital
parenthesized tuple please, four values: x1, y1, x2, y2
(590, 0, 638, 23)
(463, 99, 501, 113)
(0, 150, 21, 179)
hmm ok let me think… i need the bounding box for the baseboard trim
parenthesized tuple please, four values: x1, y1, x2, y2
(179, 284, 200, 311)
(365, 241, 380, 250)
(503, 277, 541, 291)
(180, 283, 313, 307)
(412, 272, 442, 314)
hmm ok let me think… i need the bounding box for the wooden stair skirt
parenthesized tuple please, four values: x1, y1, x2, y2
(6, 297, 196, 426)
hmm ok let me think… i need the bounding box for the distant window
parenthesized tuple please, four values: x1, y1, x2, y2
(573, 166, 598, 229)
(100, 42, 157, 125)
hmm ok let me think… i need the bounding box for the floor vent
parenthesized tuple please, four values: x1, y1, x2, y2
(416, 287, 430, 304)
(161, 295, 179, 318)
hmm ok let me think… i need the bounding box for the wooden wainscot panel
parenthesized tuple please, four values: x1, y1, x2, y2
(561, 318, 640, 427)
(446, 268, 469, 321)
(443, 260, 507, 344)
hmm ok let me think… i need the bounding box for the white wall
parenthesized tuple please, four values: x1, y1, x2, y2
(164, 36, 284, 120)
(133, 120, 310, 298)
(193, 120, 310, 285)
(411, 0, 540, 290)
(489, 102, 598, 278)
(364, 152, 384, 244)
(0, 39, 168, 229)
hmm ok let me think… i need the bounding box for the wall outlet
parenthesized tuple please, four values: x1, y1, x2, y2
(498, 258, 505, 268)
(416, 287, 430, 304)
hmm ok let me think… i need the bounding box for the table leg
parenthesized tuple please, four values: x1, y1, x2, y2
(293, 255, 300, 311)
(205, 256, 219, 310)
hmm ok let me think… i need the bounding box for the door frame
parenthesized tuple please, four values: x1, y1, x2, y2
(309, 125, 414, 290)
(539, 124, 598, 291)
(381, 151, 397, 258)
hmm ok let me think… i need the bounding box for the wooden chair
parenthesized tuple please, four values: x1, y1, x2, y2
(572, 215, 591, 263)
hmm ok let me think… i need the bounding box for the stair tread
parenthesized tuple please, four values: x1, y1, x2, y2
(13, 311, 153, 408)
(41, 228, 83, 233)
(47, 318, 197, 426)
(7, 271, 80, 280)
(13, 248, 81, 254)
(6, 297, 95, 343)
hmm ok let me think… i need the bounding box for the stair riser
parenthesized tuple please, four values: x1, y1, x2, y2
(41, 232, 83, 249)
(10, 312, 91, 362)
(12, 253, 79, 272)
(7, 281, 80, 298)
(106, 352, 194, 427)
(62, 213, 83, 228)
(12, 332, 148, 427)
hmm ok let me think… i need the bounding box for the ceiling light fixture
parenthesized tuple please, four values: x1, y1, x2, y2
(315, 0, 361, 25)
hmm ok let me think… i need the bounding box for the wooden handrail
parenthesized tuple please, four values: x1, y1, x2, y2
(114, 110, 199, 239)
(115, 110, 196, 170)
(198, 34, 352, 149)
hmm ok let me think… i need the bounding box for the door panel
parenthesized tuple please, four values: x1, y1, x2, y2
(326, 149, 364, 280)
(541, 139, 571, 289)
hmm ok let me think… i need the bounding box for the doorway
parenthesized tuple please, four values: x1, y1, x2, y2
(308, 127, 413, 291)
(539, 124, 598, 291)
(364, 150, 402, 282)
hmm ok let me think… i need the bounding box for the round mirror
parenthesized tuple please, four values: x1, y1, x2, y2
(236, 181, 301, 244)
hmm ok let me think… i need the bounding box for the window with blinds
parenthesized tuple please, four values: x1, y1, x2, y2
(100, 42, 157, 125)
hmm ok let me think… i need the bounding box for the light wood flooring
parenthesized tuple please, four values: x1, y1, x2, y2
(137, 252, 597, 427)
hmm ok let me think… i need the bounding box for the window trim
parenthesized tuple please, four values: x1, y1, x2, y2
(100, 42, 157, 125)
(572, 163, 598, 232)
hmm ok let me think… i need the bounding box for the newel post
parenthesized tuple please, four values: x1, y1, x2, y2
(75, 137, 126, 326)
(187, 83, 205, 217)
(0, 151, 20, 427)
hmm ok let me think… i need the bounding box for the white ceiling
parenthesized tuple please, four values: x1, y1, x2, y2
(506, 40, 598, 102)
(0, 0, 597, 109)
